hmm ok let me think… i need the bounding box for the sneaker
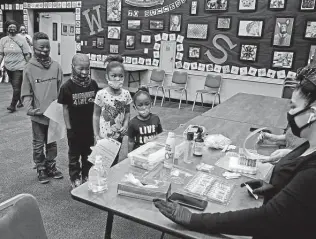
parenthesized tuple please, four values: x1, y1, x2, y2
(82, 176, 88, 184)
(17, 102, 24, 108)
(38, 170, 49, 184)
(47, 164, 63, 179)
(7, 106, 16, 113)
(71, 178, 82, 189)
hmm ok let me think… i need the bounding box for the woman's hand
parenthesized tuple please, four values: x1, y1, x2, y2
(256, 132, 278, 144)
(261, 149, 292, 164)
(153, 199, 192, 226)
(241, 180, 275, 196)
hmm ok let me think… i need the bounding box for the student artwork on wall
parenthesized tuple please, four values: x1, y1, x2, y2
(272, 17, 294, 47)
(149, 19, 164, 30)
(106, 0, 121, 22)
(109, 44, 119, 54)
(268, 0, 286, 10)
(68, 24, 75, 36)
(96, 37, 105, 49)
(141, 35, 152, 43)
(107, 26, 121, 39)
(239, 44, 258, 62)
(190, 1, 198, 15)
(187, 23, 208, 39)
(127, 20, 141, 30)
(237, 20, 264, 38)
(169, 14, 182, 32)
(126, 35, 135, 49)
(238, 0, 257, 11)
(307, 45, 316, 64)
(216, 17, 231, 30)
(205, 0, 228, 11)
(61, 23, 68, 36)
(272, 51, 294, 69)
(300, 0, 316, 11)
(188, 46, 201, 59)
(304, 20, 316, 39)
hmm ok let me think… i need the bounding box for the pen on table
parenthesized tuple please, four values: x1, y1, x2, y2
(244, 183, 259, 200)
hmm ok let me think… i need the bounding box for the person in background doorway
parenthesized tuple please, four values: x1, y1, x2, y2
(0, 20, 31, 112)
(21, 32, 63, 184)
(19, 25, 32, 48)
(58, 54, 99, 188)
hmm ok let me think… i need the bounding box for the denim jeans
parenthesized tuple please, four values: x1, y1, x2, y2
(32, 121, 57, 171)
(6, 70, 23, 107)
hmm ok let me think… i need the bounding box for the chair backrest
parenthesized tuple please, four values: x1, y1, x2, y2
(0, 194, 48, 239)
(205, 74, 222, 91)
(171, 71, 188, 85)
(150, 69, 165, 83)
(282, 85, 296, 99)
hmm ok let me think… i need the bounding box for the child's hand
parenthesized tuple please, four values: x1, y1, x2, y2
(94, 134, 102, 145)
(119, 125, 128, 136)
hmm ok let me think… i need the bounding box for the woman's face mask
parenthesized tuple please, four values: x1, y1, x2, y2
(7, 24, 17, 34)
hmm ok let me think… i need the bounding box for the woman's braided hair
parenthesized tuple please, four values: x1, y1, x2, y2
(295, 65, 316, 106)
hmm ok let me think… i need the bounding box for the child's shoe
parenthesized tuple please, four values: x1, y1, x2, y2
(38, 170, 49, 184)
(71, 178, 82, 189)
(47, 163, 63, 179)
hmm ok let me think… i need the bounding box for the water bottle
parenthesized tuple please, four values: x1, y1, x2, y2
(88, 155, 108, 193)
(164, 132, 176, 169)
(184, 132, 194, 164)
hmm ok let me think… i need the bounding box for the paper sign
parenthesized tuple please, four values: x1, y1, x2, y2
(214, 65, 222, 73)
(126, 57, 132, 64)
(258, 68, 267, 77)
(183, 62, 190, 70)
(240, 67, 248, 75)
(248, 67, 257, 76)
(138, 57, 145, 65)
(145, 58, 152, 66)
(191, 62, 198, 70)
(175, 61, 183, 69)
(277, 70, 286, 79)
(88, 138, 121, 173)
(267, 69, 276, 79)
(153, 43, 161, 51)
(206, 64, 214, 72)
(177, 35, 184, 43)
(152, 59, 159, 67)
(176, 52, 183, 60)
(287, 71, 297, 79)
(153, 51, 160, 58)
(222, 65, 230, 74)
(198, 63, 206, 71)
(177, 44, 184, 52)
(162, 33, 168, 41)
(169, 33, 176, 41)
(132, 58, 138, 65)
(97, 55, 102, 61)
(122, 56, 126, 63)
(155, 34, 161, 42)
(144, 48, 149, 54)
(231, 66, 239, 75)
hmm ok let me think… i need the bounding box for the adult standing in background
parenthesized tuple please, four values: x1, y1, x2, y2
(0, 20, 31, 112)
(19, 24, 33, 49)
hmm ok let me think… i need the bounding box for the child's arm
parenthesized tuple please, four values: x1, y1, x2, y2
(93, 104, 102, 141)
(128, 138, 135, 153)
(21, 70, 41, 116)
(120, 104, 130, 135)
(127, 122, 135, 153)
(157, 117, 163, 134)
(57, 65, 64, 92)
(62, 105, 71, 130)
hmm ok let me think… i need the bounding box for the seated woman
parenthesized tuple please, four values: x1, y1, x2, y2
(154, 66, 316, 239)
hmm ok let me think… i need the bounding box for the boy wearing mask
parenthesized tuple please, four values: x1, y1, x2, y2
(58, 54, 98, 188)
(21, 32, 63, 184)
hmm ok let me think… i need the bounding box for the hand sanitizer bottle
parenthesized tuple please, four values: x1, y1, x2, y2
(184, 132, 194, 163)
(164, 132, 176, 168)
(88, 155, 108, 193)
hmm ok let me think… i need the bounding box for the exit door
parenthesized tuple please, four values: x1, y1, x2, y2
(160, 41, 176, 73)
(39, 13, 62, 66)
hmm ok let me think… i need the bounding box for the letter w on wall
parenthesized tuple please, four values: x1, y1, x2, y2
(82, 5, 104, 36)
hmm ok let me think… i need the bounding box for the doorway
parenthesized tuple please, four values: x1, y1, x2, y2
(160, 41, 176, 74)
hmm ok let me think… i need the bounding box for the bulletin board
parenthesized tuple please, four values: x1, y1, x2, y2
(44, 1, 316, 78)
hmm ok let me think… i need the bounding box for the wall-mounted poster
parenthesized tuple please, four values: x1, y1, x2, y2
(304, 20, 316, 39)
(188, 46, 201, 59)
(307, 45, 316, 64)
(108, 26, 121, 39)
(187, 23, 208, 39)
(97, 37, 105, 49)
(109, 44, 119, 54)
(300, 0, 315, 11)
(216, 17, 231, 30)
(190, 1, 198, 15)
(269, 0, 286, 10)
(61, 23, 68, 35)
(239, 44, 258, 62)
(237, 20, 264, 38)
(169, 14, 182, 32)
(125, 0, 164, 8)
(149, 19, 164, 30)
(127, 20, 141, 30)
(68, 24, 75, 36)
(126, 35, 135, 49)
(141, 35, 152, 43)
(238, 0, 257, 11)
(205, 0, 228, 11)
(107, 0, 121, 22)
(272, 51, 294, 69)
(272, 17, 294, 47)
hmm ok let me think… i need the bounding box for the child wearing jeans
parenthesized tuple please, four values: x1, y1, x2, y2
(21, 32, 63, 184)
(58, 54, 99, 188)
(93, 55, 132, 166)
(128, 87, 163, 152)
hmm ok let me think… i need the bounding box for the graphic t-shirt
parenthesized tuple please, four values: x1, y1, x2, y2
(94, 88, 132, 140)
(128, 114, 163, 149)
(58, 79, 99, 134)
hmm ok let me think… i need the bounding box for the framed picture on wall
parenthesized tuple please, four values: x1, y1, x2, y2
(68, 24, 75, 36)
(169, 14, 182, 32)
(237, 19, 264, 38)
(272, 17, 294, 47)
(127, 20, 141, 30)
(272, 51, 295, 69)
(61, 23, 68, 36)
(107, 26, 121, 39)
(186, 23, 208, 40)
(268, 0, 286, 10)
(141, 35, 152, 43)
(109, 44, 119, 54)
(239, 43, 259, 62)
(190, 0, 198, 15)
(106, 0, 122, 22)
(205, 0, 228, 11)
(216, 17, 232, 30)
(300, 0, 316, 11)
(238, 0, 257, 11)
(304, 20, 316, 39)
(188, 46, 201, 59)
(149, 19, 164, 30)
(96, 37, 105, 49)
(307, 45, 316, 64)
(126, 35, 135, 49)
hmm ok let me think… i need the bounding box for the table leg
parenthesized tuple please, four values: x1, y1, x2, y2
(160, 232, 165, 239)
(104, 212, 114, 239)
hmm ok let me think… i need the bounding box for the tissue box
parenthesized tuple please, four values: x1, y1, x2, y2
(128, 142, 165, 170)
(117, 179, 171, 201)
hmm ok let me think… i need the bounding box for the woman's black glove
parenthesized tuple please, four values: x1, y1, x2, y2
(241, 180, 275, 196)
(67, 129, 76, 139)
(153, 199, 192, 227)
(27, 108, 43, 116)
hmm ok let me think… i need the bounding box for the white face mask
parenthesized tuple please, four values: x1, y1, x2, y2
(138, 107, 151, 117)
(108, 80, 123, 90)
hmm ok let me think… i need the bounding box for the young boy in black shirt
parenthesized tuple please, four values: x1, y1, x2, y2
(58, 54, 98, 188)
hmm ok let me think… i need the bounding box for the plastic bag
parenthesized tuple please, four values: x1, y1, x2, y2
(204, 134, 232, 149)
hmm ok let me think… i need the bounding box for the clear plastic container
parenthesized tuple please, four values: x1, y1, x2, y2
(164, 132, 176, 169)
(88, 155, 108, 193)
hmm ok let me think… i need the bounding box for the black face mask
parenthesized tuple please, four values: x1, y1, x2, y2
(287, 107, 314, 137)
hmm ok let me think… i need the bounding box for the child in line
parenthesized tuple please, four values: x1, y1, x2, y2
(128, 87, 163, 152)
(21, 32, 63, 184)
(93, 55, 132, 166)
(58, 54, 99, 188)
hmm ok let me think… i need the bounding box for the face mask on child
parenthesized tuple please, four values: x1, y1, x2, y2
(138, 107, 151, 118)
(108, 80, 124, 90)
